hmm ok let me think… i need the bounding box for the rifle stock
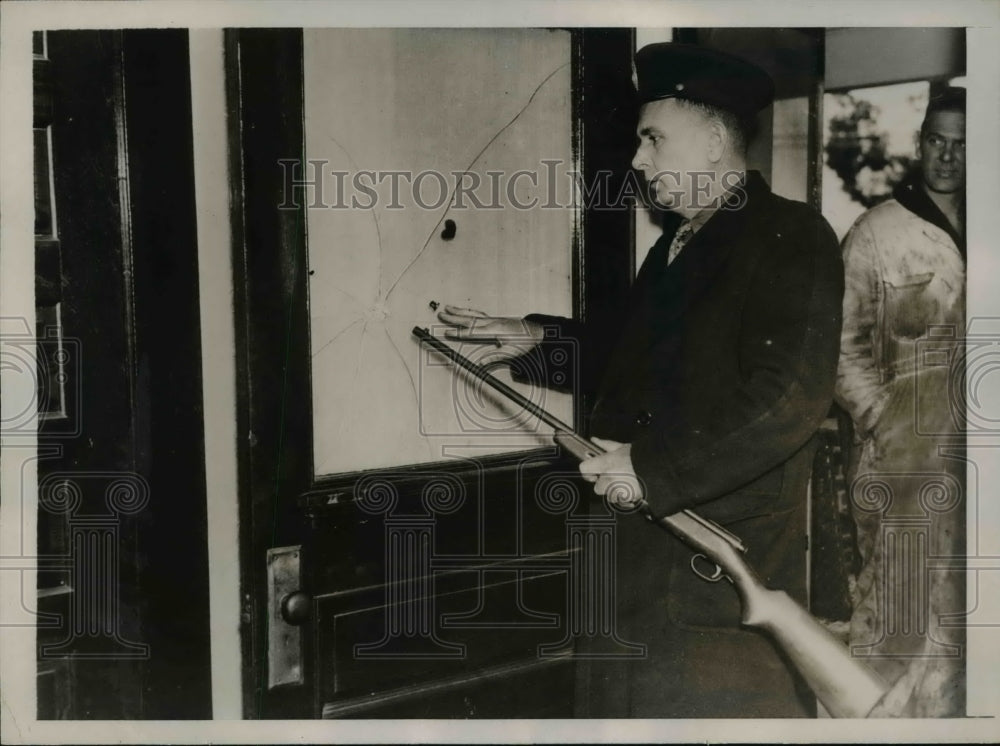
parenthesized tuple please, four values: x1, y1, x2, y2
(744, 586, 887, 718)
(646, 510, 887, 718)
(414, 327, 888, 717)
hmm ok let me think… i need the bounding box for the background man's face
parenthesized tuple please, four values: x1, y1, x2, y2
(632, 99, 713, 213)
(919, 109, 966, 195)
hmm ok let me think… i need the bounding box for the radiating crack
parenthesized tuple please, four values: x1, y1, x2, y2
(323, 131, 386, 297)
(311, 316, 363, 359)
(384, 325, 434, 459)
(335, 319, 371, 444)
(383, 61, 570, 302)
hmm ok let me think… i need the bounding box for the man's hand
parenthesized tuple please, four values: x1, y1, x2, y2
(579, 437, 646, 510)
(437, 304, 543, 355)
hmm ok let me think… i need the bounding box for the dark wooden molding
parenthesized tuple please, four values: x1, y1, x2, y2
(118, 28, 213, 719)
(572, 29, 637, 433)
(226, 27, 314, 718)
(807, 33, 827, 213)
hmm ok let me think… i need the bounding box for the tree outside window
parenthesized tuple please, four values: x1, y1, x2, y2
(821, 77, 966, 240)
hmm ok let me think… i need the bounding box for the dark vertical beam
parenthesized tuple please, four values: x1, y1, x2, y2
(121, 28, 212, 719)
(577, 28, 637, 312)
(575, 29, 637, 429)
(807, 31, 826, 212)
(226, 28, 313, 719)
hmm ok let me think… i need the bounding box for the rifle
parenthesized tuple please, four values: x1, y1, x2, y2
(413, 326, 888, 718)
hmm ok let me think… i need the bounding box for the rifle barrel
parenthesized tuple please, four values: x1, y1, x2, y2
(413, 326, 576, 435)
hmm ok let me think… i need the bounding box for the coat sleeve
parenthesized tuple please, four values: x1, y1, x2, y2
(510, 234, 674, 398)
(506, 314, 591, 396)
(630, 212, 845, 518)
(834, 216, 890, 435)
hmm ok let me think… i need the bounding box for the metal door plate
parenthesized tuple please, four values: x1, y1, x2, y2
(266, 545, 304, 688)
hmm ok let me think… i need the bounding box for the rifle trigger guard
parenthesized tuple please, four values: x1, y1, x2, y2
(690, 553, 727, 583)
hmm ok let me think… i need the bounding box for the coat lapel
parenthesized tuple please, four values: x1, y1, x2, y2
(648, 171, 766, 335)
(597, 172, 769, 394)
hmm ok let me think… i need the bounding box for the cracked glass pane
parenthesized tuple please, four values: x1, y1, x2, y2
(304, 28, 576, 475)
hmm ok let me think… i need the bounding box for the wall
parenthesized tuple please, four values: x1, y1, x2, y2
(188, 29, 242, 720)
(826, 27, 965, 90)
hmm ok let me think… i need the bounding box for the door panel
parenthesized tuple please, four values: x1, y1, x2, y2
(316, 573, 570, 697)
(301, 460, 580, 716)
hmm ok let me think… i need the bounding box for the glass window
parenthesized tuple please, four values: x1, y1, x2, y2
(822, 81, 930, 239)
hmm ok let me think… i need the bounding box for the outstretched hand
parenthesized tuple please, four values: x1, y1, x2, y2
(436, 304, 543, 355)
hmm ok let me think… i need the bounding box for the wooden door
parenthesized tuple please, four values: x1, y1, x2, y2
(228, 28, 637, 718)
(34, 29, 212, 719)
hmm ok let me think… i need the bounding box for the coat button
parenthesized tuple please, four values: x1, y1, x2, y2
(635, 410, 653, 426)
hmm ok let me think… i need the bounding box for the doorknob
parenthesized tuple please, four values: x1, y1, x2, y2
(280, 590, 312, 625)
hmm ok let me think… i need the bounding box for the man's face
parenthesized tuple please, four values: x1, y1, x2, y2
(919, 109, 966, 195)
(632, 99, 714, 213)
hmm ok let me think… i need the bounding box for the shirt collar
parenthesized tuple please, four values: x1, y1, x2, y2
(685, 170, 748, 235)
(892, 170, 965, 259)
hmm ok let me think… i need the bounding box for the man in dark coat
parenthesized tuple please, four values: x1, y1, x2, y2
(440, 43, 844, 717)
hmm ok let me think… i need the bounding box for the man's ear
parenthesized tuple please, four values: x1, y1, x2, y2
(706, 118, 728, 164)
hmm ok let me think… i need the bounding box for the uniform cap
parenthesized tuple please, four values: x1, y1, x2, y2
(634, 43, 774, 118)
